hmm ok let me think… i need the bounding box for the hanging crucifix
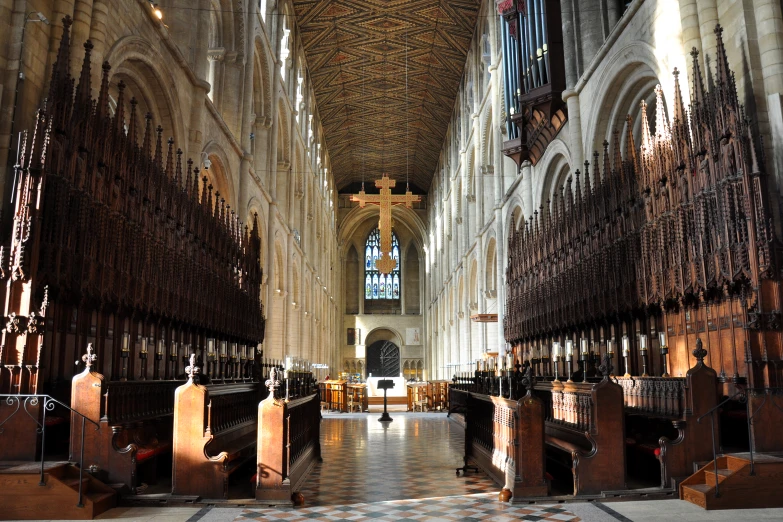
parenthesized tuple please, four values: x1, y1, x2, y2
(351, 174, 421, 274)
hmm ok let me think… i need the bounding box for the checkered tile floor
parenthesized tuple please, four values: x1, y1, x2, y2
(234, 412, 579, 521)
(236, 495, 578, 520)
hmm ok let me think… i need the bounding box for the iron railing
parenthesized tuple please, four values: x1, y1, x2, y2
(0, 394, 99, 508)
(696, 386, 783, 498)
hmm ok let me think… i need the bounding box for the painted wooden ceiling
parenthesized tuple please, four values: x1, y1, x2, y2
(291, 0, 481, 192)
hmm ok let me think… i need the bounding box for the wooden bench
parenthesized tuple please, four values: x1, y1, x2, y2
(534, 377, 626, 495)
(463, 388, 548, 499)
(617, 350, 718, 487)
(256, 371, 321, 505)
(172, 364, 260, 499)
(70, 358, 180, 491)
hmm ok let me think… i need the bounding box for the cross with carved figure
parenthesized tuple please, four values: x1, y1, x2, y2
(351, 174, 421, 274)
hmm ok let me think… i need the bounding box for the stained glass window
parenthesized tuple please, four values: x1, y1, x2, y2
(364, 228, 401, 300)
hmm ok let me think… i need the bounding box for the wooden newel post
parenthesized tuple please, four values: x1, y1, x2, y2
(256, 368, 290, 505)
(510, 368, 548, 498)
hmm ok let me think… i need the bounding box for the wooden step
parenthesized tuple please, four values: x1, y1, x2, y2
(702, 468, 731, 485)
(0, 464, 117, 519)
(681, 454, 783, 510)
(62, 477, 91, 491)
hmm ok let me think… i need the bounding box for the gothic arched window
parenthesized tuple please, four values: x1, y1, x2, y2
(364, 228, 401, 300)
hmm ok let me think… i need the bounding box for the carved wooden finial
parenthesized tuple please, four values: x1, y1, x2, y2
(265, 367, 281, 394)
(692, 338, 707, 363)
(520, 364, 533, 393)
(82, 343, 97, 370)
(599, 353, 614, 379)
(185, 354, 200, 381)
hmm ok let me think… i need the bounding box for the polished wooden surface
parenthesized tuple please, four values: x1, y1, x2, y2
(256, 388, 321, 505)
(172, 376, 259, 498)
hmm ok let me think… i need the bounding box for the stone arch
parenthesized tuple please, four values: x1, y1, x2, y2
(277, 99, 290, 166)
(365, 327, 404, 349)
(481, 106, 493, 165)
(509, 203, 524, 231)
(201, 141, 235, 207)
(458, 274, 464, 313)
(291, 260, 300, 306)
(585, 41, 675, 155)
(246, 197, 266, 268)
(485, 236, 497, 298)
(253, 35, 273, 126)
(468, 257, 478, 310)
(536, 150, 571, 211)
(274, 241, 285, 292)
(105, 36, 184, 150)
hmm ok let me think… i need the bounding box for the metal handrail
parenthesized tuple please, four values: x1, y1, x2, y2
(0, 394, 100, 508)
(696, 389, 748, 498)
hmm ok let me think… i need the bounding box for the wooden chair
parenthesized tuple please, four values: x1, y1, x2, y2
(348, 387, 362, 412)
(413, 386, 428, 412)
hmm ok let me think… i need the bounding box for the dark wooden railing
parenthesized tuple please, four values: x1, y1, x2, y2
(461, 389, 548, 499)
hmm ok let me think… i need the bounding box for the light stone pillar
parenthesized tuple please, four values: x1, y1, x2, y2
(679, 0, 703, 57)
(560, 0, 579, 84)
(207, 48, 225, 105)
(563, 89, 583, 163)
(521, 160, 533, 219)
(697, 0, 719, 67)
(753, 0, 783, 193)
(577, 0, 604, 74)
(68, 0, 92, 85)
(87, 0, 108, 85)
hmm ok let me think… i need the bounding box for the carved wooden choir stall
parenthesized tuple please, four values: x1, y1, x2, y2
(458, 24, 783, 507)
(0, 18, 327, 507)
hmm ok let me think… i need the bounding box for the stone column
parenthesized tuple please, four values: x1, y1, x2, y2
(678, 0, 702, 57)
(577, 0, 604, 73)
(70, 0, 93, 54)
(562, 89, 583, 162)
(264, 17, 284, 353)
(696, 0, 719, 65)
(521, 160, 533, 219)
(239, 6, 256, 220)
(753, 0, 783, 192)
(88, 0, 108, 84)
(560, 0, 579, 86)
(207, 48, 225, 105)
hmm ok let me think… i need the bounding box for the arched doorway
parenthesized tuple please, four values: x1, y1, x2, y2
(366, 341, 400, 377)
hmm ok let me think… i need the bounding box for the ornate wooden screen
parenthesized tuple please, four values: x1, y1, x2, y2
(504, 26, 781, 391)
(0, 17, 265, 397)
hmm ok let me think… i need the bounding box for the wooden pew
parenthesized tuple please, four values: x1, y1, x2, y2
(463, 385, 548, 499)
(172, 360, 260, 498)
(617, 345, 718, 487)
(534, 376, 626, 495)
(70, 348, 180, 491)
(256, 369, 321, 505)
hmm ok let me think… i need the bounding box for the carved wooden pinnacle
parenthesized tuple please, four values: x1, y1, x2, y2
(692, 338, 707, 363)
(82, 343, 97, 369)
(599, 353, 614, 378)
(265, 367, 281, 394)
(185, 354, 200, 380)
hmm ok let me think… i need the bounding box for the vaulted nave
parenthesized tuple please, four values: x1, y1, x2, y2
(3, 0, 783, 520)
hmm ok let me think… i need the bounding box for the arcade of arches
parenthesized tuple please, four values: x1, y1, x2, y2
(2, 0, 783, 519)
